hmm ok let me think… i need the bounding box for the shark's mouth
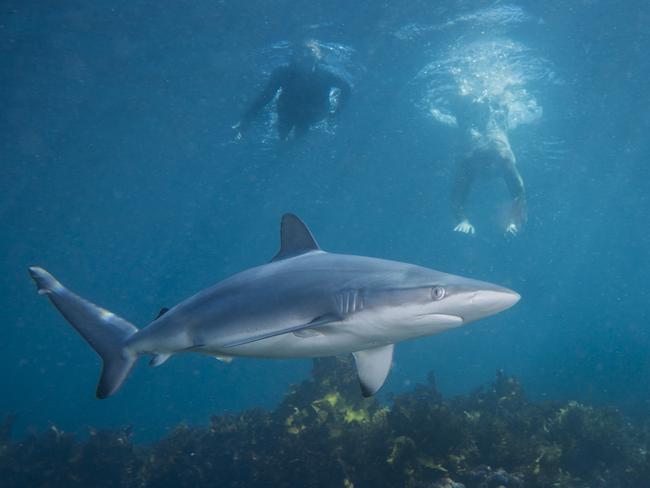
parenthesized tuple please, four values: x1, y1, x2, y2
(414, 313, 463, 326)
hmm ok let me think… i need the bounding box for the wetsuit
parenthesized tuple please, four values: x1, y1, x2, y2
(240, 64, 351, 141)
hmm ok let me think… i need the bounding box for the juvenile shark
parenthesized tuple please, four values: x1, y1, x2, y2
(29, 214, 520, 399)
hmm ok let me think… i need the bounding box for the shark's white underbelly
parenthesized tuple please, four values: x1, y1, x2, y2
(213, 329, 385, 358)
(200, 313, 460, 359)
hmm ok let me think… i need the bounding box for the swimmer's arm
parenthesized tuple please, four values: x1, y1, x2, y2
(447, 95, 471, 133)
(326, 72, 352, 113)
(240, 67, 287, 128)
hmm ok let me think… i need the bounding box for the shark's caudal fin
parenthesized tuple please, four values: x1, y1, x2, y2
(28, 267, 138, 399)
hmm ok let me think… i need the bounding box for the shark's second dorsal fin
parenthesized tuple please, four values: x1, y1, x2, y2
(271, 213, 320, 262)
(155, 307, 170, 320)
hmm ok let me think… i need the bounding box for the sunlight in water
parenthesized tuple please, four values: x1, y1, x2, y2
(419, 38, 551, 130)
(400, 4, 555, 132)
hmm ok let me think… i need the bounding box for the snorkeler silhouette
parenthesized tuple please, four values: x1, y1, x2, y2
(233, 41, 351, 143)
(450, 94, 526, 237)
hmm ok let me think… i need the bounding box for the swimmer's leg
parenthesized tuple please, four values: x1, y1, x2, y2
(502, 155, 526, 236)
(451, 156, 476, 235)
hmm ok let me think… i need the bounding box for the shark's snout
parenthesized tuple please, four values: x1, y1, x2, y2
(471, 288, 520, 316)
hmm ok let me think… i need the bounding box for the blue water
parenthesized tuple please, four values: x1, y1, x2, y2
(1, 0, 649, 441)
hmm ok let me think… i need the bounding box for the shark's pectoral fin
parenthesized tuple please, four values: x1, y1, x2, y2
(223, 314, 340, 348)
(271, 214, 321, 262)
(352, 344, 394, 397)
(149, 353, 171, 367)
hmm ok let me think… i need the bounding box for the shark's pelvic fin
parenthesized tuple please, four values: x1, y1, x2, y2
(271, 213, 320, 262)
(149, 353, 171, 367)
(293, 329, 324, 338)
(223, 314, 340, 348)
(352, 344, 394, 397)
(28, 266, 138, 399)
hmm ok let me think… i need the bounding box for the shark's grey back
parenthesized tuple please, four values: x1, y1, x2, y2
(128, 213, 448, 353)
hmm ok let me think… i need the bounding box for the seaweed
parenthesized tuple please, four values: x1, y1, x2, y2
(1, 359, 650, 487)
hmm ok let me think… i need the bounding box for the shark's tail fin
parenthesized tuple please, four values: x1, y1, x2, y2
(28, 266, 138, 399)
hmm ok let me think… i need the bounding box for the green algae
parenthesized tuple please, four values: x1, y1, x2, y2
(1, 359, 649, 487)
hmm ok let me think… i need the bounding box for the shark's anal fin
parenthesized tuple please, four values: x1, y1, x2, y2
(352, 344, 394, 397)
(149, 353, 171, 367)
(223, 314, 340, 349)
(213, 355, 233, 363)
(271, 214, 320, 262)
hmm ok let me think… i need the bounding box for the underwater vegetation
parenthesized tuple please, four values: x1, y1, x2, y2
(2, 359, 650, 488)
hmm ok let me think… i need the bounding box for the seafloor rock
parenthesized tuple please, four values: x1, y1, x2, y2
(1, 358, 649, 487)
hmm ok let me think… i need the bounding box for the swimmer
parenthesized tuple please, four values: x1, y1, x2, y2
(450, 95, 527, 237)
(233, 40, 352, 143)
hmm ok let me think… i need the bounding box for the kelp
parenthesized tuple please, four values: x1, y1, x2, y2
(2, 359, 649, 487)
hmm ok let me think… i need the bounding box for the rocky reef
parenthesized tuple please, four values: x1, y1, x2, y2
(2, 358, 649, 487)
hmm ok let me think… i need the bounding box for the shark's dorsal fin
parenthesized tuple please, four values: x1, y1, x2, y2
(272, 213, 320, 262)
(352, 344, 394, 397)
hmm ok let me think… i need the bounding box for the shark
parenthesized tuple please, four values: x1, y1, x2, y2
(28, 214, 520, 399)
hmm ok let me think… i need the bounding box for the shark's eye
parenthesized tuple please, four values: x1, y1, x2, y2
(431, 286, 446, 301)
